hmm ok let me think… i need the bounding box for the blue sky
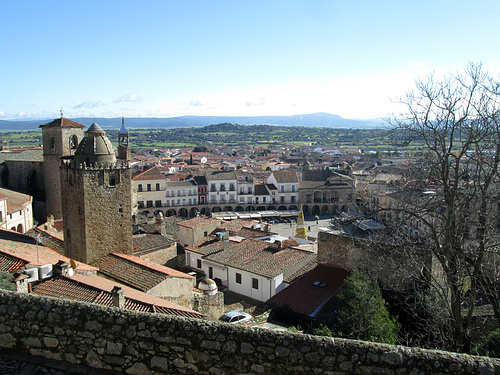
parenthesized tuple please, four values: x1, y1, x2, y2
(2, 1, 499, 120)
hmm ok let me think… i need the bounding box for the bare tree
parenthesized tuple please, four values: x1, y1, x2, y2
(387, 62, 500, 353)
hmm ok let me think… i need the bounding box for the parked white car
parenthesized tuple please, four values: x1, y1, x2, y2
(221, 311, 252, 324)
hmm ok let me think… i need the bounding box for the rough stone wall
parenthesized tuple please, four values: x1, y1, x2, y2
(148, 277, 195, 308)
(0, 290, 498, 375)
(61, 163, 133, 264)
(137, 243, 178, 269)
(317, 231, 430, 292)
(192, 291, 225, 320)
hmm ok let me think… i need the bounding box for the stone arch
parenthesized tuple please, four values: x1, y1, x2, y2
(16, 224, 23, 233)
(312, 206, 320, 215)
(200, 207, 211, 216)
(303, 205, 310, 215)
(212, 207, 221, 213)
(178, 208, 188, 217)
(321, 206, 329, 215)
(223, 206, 233, 212)
(235, 206, 244, 212)
(256, 206, 266, 211)
(190, 208, 199, 217)
(154, 209, 164, 216)
(267, 206, 276, 210)
(278, 206, 287, 211)
(166, 209, 177, 217)
(245, 206, 255, 212)
(313, 191, 321, 203)
(289, 205, 298, 211)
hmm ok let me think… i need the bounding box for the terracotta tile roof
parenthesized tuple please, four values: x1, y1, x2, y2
(39, 117, 85, 128)
(0, 252, 28, 272)
(0, 228, 96, 272)
(177, 216, 220, 229)
(32, 275, 202, 319)
(273, 170, 299, 183)
(205, 170, 237, 181)
(92, 253, 193, 292)
(165, 180, 197, 188)
(189, 237, 316, 278)
(133, 233, 174, 253)
(266, 264, 351, 317)
(217, 219, 255, 232)
(132, 166, 165, 181)
(0, 187, 31, 213)
(26, 228, 65, 254)
(232, 227, 274, 239)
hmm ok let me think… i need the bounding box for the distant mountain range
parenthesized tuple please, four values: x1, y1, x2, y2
(0, 112, 385, 131)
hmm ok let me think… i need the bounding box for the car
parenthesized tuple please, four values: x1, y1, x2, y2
(221, 311, 252, 324)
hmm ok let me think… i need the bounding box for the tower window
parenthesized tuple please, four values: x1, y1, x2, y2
(109, 176, 116, 187)
(50, 137, 55, 149)
(70, 135, 78, 149)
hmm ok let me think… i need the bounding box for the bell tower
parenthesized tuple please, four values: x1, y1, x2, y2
(39, 117, 85, 220)
(118, 116, 130, 161)
(61, 122, 133, 264)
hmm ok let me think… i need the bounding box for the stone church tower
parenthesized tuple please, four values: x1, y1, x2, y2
(118, 117, 130, 161)
(61, 123, 133, 264)
(40, 117, 85, 220)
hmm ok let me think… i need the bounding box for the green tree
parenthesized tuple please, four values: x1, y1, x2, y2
(334, 270, 399, 344)
(193, 144, 208, 152)
(0, 271, 16, 291)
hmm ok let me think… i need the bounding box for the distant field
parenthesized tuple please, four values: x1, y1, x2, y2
(0, 125, 423, 153)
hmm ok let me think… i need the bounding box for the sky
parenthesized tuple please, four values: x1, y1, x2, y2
(1, 1, 500, 120)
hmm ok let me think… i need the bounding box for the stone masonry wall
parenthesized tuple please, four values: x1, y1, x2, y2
(0, 290, 498, 375)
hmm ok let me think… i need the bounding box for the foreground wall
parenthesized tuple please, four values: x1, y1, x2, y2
(0, 291, 498, 375)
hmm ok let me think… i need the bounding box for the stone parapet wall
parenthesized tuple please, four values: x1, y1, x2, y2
(0, 290, 498, 374)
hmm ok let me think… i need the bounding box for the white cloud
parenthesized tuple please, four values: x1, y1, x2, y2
(246, 98, 266, 107)
(114, 93, 141, 103)
(0, 111, 4, 117)
(408, 60, 427, 67)
(188, 99, 203, 106)
(73, 101, 106, 109)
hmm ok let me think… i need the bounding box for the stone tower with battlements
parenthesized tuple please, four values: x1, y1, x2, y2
(39, 117, 85, 220)
(61, 122, 133, 264)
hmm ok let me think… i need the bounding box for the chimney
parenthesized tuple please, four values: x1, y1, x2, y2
(53, 260, 70, 277)
(155, 212, 166, 237)
(13, 273, 29, 293)
(111, 286, 125, 308)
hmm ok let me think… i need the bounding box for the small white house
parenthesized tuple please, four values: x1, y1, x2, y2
(0, 187, 33, 233)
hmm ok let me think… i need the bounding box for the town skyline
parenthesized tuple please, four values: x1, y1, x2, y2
(2, 1, 500, 121)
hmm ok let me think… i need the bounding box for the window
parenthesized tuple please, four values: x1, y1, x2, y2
(291, 196, 296, 203)
(281, 185, 285, 192)
(229, 183, 235, 191)
(236, 273, 242, 284)
(138, 184, 143, 192)
(252, 278, 258, 289)
(292, 185, 296, 192)
(203, 231, 208, 237)
(280, 196, 285, 203)
(146, 200, 153, 208)
(263, 197, 266, 203)
(70, 135, 78, 149)
(197, 259, 202, 268)
(156, 183, 160, 191)
(155, 200, 162, 207)
(138, 201, 144, 208)
(211, 184, 216, 192)
(147, 184, 152, 191)
(209, 266, 213, 279)
(220, 183, 226, 191)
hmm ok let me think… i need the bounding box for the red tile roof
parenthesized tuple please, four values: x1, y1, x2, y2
(177, 216, 220, 229)
(0, 228, 96, 272)
(39, 117, 85, 128)
(272, 170, 299, 183)
(32, 275, 202, 318)
(188, 237, 316, 278)
(132, 166, 165, 181)
(266, 264, 351, 318)
(92, 253, 193, 292)
(0, 187, 31, 213)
